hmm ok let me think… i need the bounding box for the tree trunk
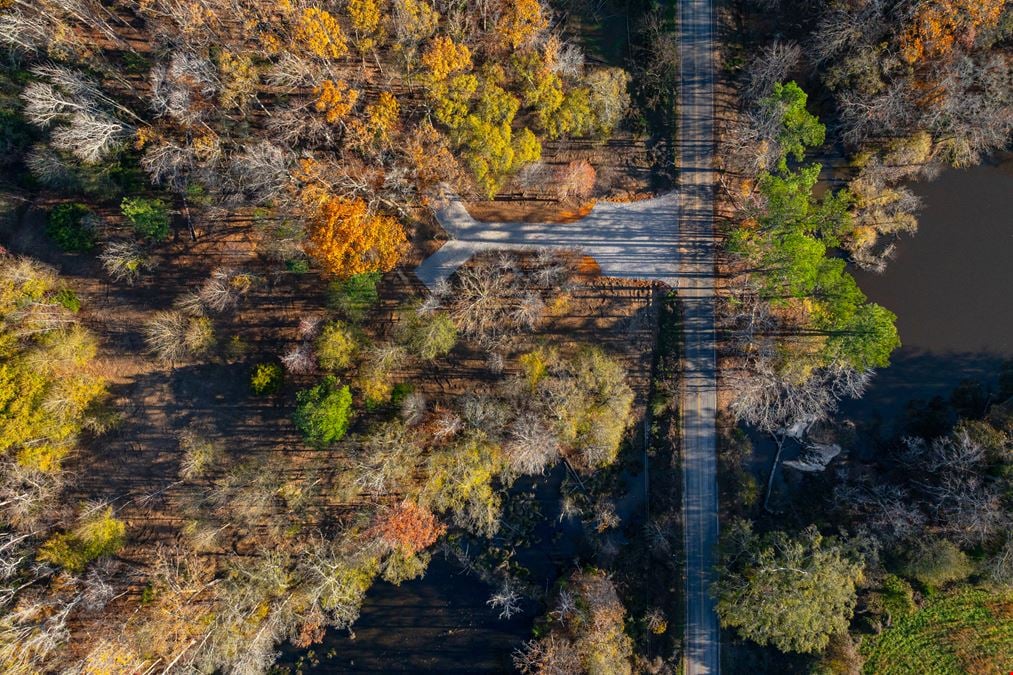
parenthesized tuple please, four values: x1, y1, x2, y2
(763, 433, 785, 513)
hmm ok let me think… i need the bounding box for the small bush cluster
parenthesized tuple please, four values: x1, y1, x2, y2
(250, 362, 283, 396)
(327, 272, 380, 321)
(395, 304, 457, 361)
(293, 375, 353, 445)
(316, 320, 360, 370)
(46, 202, 96, 252)
(37, 506, 126, 573)
(121, 197, 170, 242)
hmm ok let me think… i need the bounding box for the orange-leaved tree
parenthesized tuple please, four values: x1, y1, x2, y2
(898, 0, 1006, 64)
(314, 79, 360, 123)
(301, 177, 407, 277)
(376, 500, 447, 554)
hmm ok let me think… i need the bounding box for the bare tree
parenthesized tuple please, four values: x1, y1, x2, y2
(513, 636, 581, 675)
(50, 110, 129, 163)
(21, 81, 81, 128)
(461, 393, 509, 434)
(743, 41, 802, 104)
(353, 423, 419, 496)
(100, 240, 152, 285)
(144, 311, 213, 362)
(25, 145, 78, 189)
(0, 10, 52, 54)
(432, 409, 463, 440)
(729, 360, 871, 433)
(593, 498, 620, 533)
(0, 460, 65, 531)
(487, 579, 522, 619)
(504, 413, 559, 475)
(141, 139, 196, 189)
(552, 42, 585, 78)
(149, 52, 217, 124)
(197, 268, 255, 313)
(227, 141, 292, 205)
(400, 392, 427, 426)
(0, 589, 80, 672)
(281, 344, 317, 374)
(81, 560, 118, 612)
(986, 537, 1013, 586)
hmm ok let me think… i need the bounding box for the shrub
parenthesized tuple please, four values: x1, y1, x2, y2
(356, 366, 394, 407)
(0, 257, 106, 475)
(548, 347, 635, 469)
(897, 538, 972, 588)
(121, 197, 170, 241)
(144, 311, 215, 361)
(17, 443, 73, 473)
(100, 240, 152, 285)
(514, 570, 634, 675)
(327, 272, 380, 321)
(424, 437, 504, 537)
(354, 344, 405, 407)
(184, 316, 215, 355)
(880, 574, 916, 619)
(46, 203, 96, 252)
(0, 109, 31, 166)
(381, 548, 431, 586)
(53, 287, 80, 312)
(519, 348, 552, 391)
(294, 375, 353, 445)
(390, 382, 413, 407)
(250, 362, 283, 395)
(316, 320, 359, 370)
(37, 506, 126, 573)
(177, 424, 222, 479)
(396, 306, 457, 361)
(713, 522, 863, 654)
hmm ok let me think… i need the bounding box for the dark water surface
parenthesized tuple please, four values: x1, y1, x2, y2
(842, 153, 1013, 432)
(280, 558, 532, 673)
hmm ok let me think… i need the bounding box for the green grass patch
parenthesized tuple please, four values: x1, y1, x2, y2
(862, 587, 1013, 675)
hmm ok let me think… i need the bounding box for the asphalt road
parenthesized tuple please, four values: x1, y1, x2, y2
(415, 1, 721, 668)
(676, 0, 720, 671)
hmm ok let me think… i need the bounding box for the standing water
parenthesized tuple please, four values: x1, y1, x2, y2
(842, 152, 1013, 434)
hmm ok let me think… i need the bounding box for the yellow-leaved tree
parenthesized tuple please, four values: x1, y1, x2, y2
(295, 7, 349, 59)
(365, 91, 401, 142)
(421, 35, 472, 83)
(0, 256, 106, 473)
(347, 0, 386, 51)
(495, 0, 549, 51)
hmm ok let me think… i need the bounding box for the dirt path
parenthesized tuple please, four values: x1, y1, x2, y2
(414, 191, 680, 290)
